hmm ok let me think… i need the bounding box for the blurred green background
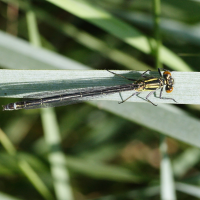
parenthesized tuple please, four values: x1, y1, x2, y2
(1, 0, 200, 200)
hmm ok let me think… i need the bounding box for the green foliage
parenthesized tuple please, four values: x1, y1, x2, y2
(1, 0, 200, 200)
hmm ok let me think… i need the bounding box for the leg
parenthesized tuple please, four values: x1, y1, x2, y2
(107, 69, 153, 81)
(141, 69, 157, 79)
(106, 69, 136, 81)
(159, 87, 177, 103)
(145, 90, 157, 106)
(158, 68, 171, 72)
(141, 69, 151, 77)
(158, 68, 162, 77)
(118, 92, 140, 104)
(158, 68, 172, 77)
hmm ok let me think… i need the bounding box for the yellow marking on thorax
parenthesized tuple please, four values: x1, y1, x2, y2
(134, 78, 163, 92)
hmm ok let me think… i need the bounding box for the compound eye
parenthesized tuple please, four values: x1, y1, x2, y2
(166, 85, 173, 93)
(163, 71, 171, 76)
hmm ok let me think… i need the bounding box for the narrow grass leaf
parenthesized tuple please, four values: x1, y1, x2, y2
(176, 182, 200, 198)
(0, 192, 22, 200)
(41, 108, 74, 200)
(0, 30, 88, 69)
(66, 156, 144, 182)
(160, 136, 176, 200)
(173, 148, 200, 178)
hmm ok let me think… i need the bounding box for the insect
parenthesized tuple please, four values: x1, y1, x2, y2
(2, 68, 177, 111)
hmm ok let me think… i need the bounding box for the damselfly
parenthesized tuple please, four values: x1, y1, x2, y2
(2, 68, 177, 111)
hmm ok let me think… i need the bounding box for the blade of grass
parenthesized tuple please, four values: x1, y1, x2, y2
(65, 155, 144, 182)
(0, 69, 199, 105)
(118, 11, 200, 47)
(176, 182, 200, 198)
(26, 5, 74, 200)
(0, 30, 88, 69)
(26, 7, 41, 47)
(160, 135, 176, 200)
(173, 148, 200, 178)
(152, 1, 176, 199)
(0, 192, 22, 200)
(41, 108, 74, 200)
(152, 0, 161, 69)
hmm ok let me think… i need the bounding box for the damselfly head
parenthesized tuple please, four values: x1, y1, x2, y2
(163, 71, 174, 93)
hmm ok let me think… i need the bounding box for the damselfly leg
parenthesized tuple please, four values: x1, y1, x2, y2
(106, 69, 136, 81)
(159, 87, 177, 103)
(118, 92, 140, 104)
(141, 69, 152, 78)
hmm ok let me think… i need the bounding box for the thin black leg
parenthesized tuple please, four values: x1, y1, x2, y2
(159, 87, 177, 103)
(158, 68, 172, 76)
(106, 69, 136, 81)
(118, 92, 140, 104)
(158, 68, 162, 77)
(158, 68, 171, 72)
(107, 69, 154, 81)
(145, 90, 157, 106)
(141, 69, 151, 77)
